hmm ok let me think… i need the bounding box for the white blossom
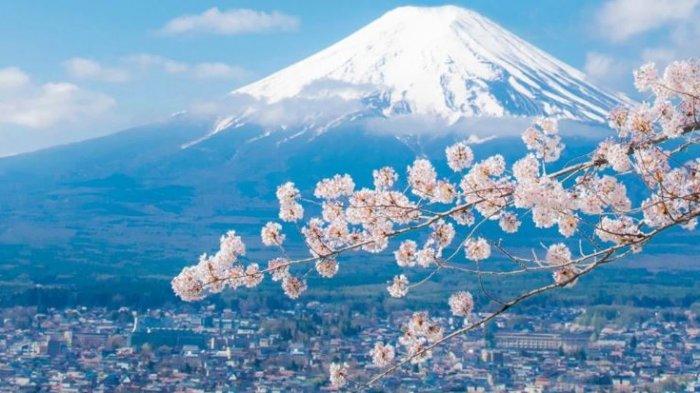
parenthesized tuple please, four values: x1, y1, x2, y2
(314, 174, 355, 199)
(464, 237, 491, 261)
(394, 240, 418, 267)
(276, 181, 299, 203)
(553, 266, 579, 287)
(387, 274, 409, 298)
(595, 216, 641, 245)
(512, 154, 539, 181)
(267, 257, 290, 281)
(172, 266, 205, 301)
(407, 158, 437, 198)
(370, 342, 395, 367)
(281, 275, 307, 299)
(261, 222, 285, 246)
(430, 220, 455, 248)
(373, 166, 398, 190)
(170, 59, 700, 377)
(448, 291, 474, 317)
(601, 141, 631, 172)
(521, 119, 564, 162)
(445, 142, 474, 171)
(217, 231, 245, 262)
(451, 209, 475, 226)
(546, 243, 572, 266)
(498, 212, 521, 233)
(244, 263, 264, 288)
(316, 258, 339, 278)
(279, 201, 304, 222)
(416, 247, 436, 268)
(329, 362, 349, 389)
(633, 62, 658, 92)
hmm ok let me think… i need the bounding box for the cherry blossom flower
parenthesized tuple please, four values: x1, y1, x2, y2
(329, 362, 349, 389)
(267, 258, 290, 281)
(243, 264, 263, 288)
(416, 247, 437, 268)
(276, 181, 300, 203)
(315, 258, 339, 278)
(217, 231, 245, 262)
(482, 154, 506, 176)
(373, 166, 398, 190)
(498, 212, 521, 233)
(314, 174, 355, 199)
(448, 291, 474, 317)
(512, 154, 539, 181)
(633, 62, 658, 92)
(445, 142, 474, 172)
(521, 119, 564, 162)
(546, 243, 572, 266)
(227, 265, 246, 289)
(599, 141, 632, 173)
(595, 216, 642, 245)
(171, 266, 204, 301)
(407, 311, 431, 335)
(261, 222, 285, 246)
(407, 158, 437, 198)
(465, 237, 491, 261)
(279, 201, 304, 222)
(433, 180, 457, 203)
(281, 275, 307, 299)
(451, 209, 475, 226)
(558, 214, 579, 237)
(370, 342, 395, 367)
(394, 240, 418, 267)
(425, 323, 444, 343)
(430, 220, 455, 248)
(553, 266, 579, 287)
(387, 274, 409, 298)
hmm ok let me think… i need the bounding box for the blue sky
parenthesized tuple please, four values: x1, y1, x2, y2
(0, 0, 697, 155)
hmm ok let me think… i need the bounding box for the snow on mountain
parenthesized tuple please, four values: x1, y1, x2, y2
(230, 5, 622, 129)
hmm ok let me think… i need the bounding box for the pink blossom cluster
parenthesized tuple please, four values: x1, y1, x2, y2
(328, 362, 349, 389)
(398, 312, 443, 364)
(369, 342, 396, 367)
(171, 231, 261, 301)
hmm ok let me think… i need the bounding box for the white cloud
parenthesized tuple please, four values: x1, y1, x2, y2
(63, 57, 130, 83)
(641, 48, 676, 64)
(191, 62, 249, 79)
(597, 0, 699, 42)
(641, 20, 700, 64)
(0, 68, 114, 129)
(124, 53, 249, 80)
(189, 86, 364, 131)
(584, 52, 615, 80)
(0, 67, 30, 90)
(159, 7, 299, 36)
(124, 54, 189, 74)
(590, 0, 700, 95)
(583, 52, 628, 88)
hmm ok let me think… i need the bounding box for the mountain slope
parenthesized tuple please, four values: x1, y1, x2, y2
(233, 5, 621, 126)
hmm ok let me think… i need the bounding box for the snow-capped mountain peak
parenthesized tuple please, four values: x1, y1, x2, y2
(232, 5, 620, 125)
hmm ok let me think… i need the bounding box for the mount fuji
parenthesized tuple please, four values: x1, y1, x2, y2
(0, 6, 649, 295)
(205, 5, 621, 141)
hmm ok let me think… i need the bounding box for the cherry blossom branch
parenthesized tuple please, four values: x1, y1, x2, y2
(364, 210, 694, 387)
(170, 59, 700, 390)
